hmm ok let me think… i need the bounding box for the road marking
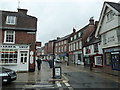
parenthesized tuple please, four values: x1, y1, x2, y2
(68, 87, 74, 90)
(24, 84, 54, 88)
(64, 82, 70, 87)
(56, 81, 62, 87)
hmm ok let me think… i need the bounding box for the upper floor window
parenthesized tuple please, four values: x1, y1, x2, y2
(103, 34, 107, 45)
(78, 32, 81, 37)
(4, 31, 15, 44)
(6, 16, 16, 25)
(94, 43, 98, 52)
(74, 35, 77, 40)
(71, 37, 73, 41)
(107, 11, 114, 22)
(64, 40, 66, 44)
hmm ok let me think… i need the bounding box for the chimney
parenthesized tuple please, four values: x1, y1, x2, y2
(89, 17, 94, 25)
(17, 8, 28, 15)
(73, 27, 76, 33)
(57, 37, 60, 40)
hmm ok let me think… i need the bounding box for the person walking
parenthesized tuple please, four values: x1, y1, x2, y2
(36, 57, 42, 70)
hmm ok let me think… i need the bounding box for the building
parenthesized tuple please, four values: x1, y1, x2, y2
(43, 40, 56, 60)
(0, 9, 37, 72)
(95, 2, 120, 72)
(83, 21, 103, 67)
(68, 17, 96, 65)
(54, 35, 70, 62)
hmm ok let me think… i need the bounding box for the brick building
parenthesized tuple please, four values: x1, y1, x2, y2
(0, 9, 37, 72)
(68, 17, 96, 65)
(43, 40, 56, 60)
(54, 35, 70, 62)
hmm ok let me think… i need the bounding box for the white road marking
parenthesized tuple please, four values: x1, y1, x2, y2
(56, 82, 62, 87)
(64, 82, 70, 87)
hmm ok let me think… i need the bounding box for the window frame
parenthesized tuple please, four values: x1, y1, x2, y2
(4, 31, 15, 44)
(6, 16, 17, 25)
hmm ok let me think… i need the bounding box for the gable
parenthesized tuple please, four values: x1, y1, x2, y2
(95, 2, 120, 37)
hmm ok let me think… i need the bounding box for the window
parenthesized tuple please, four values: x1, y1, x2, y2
(4, 31, 15, 43)
(78, 32, 81, 37)
(20, 51, 28, 64)
(64, 46, 66, 51)
(94, 43, 98, 52)
(105, 53, 111, 65)
(0, 49, 17, 64)
(71, 37, 73, 41)
(94, 56, 102, 65)
(107, 11, 114, 22)
(86, 46, 90, 54)
(74, 35, 77, 40)
(103, 34, 107, 45)
(76, 42, 78, 50)
(64, 40, 66, 44)
(79, 41, 82, 49)
(6, 16, 16, 25)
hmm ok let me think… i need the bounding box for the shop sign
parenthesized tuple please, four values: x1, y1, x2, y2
(0, 45, 29, 49)
(105, 48, 120, 52)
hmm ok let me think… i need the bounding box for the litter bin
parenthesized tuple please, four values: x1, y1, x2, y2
(53, 66, 62, 79)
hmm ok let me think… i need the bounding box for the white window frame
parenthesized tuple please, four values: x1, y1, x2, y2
(4, 31, 15, 44)
(6, 16, 17, 25)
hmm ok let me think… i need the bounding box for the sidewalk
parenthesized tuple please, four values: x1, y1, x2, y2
(16, 61, 66, 84)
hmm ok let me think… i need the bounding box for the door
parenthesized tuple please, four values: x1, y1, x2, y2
(111, 52, 120, 71)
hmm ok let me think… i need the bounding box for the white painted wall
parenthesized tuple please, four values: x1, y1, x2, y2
(101, 29, 118, 48)
(99, 8, 119, 34)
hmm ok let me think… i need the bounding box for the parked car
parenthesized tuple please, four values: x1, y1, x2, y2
(55, 59, 62, 63)
(0, 67, 17, 84)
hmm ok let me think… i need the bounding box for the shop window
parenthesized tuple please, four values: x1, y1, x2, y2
(20, 51, 28, 64)
(0, 49, 17, 64)
(94, 56, 102, 65)
(6, 16, 16, 25)
(105, 53, 111, 65)
(4, 31, 15, 44)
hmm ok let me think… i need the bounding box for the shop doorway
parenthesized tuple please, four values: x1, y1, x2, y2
(111, 52, 120, 71)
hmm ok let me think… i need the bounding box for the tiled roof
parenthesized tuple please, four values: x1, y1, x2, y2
(106, 2, 120, 13)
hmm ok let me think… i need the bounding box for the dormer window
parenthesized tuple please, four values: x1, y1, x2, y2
(78, 32, 81, 37)
(6, 16, 16, 25)
(87, 37, 90, 42)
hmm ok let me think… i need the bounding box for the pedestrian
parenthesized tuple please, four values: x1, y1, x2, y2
(90, 57, 94, 70)
(36, 57, 42, 70)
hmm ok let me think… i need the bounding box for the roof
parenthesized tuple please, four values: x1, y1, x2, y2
(106, 2, 120, 13)
(56, 34, 70, 42)
(95, 1, 120, 37)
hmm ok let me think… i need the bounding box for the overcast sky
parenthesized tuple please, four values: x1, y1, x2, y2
(0, 0, 120, 46)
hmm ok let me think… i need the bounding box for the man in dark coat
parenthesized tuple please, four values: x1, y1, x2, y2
(36, 57, 42, 70)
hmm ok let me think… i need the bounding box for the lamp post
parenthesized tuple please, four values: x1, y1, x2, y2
(52, 41, 55, 79)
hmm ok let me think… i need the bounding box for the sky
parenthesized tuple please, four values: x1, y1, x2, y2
(0, 0, 120, 46)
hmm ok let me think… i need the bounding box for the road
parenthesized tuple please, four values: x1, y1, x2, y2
(1, 61, 120, 90)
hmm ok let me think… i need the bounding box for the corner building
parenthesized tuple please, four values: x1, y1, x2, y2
(0, 9, 37, 72)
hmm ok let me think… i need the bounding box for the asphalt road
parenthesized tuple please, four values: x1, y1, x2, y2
(64, 71, 120, 89)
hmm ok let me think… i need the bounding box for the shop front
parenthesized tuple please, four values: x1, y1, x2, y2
(73, 51, 83, 65)
(0, 44, 32, 72)
(104, 47, 120, 71)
